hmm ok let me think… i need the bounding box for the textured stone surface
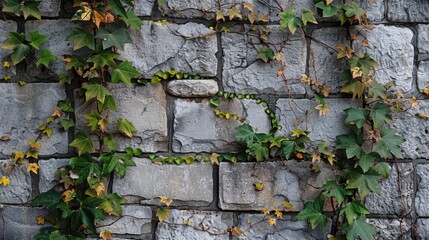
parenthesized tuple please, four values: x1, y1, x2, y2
(0, 206, 48, 240)
(98, 205, 152, 235)
(135, 0, 155, 16)
(388, 0, 429, 22)
(418, 61, 429, 93)
(75, 84, 168, 152)
(367, 218, 412, 240)
(0, 161, 32, 204)
(0, 83, 68, 156)
(309, 27, 348, 93)
(353, 25, 414, 92)
(39, 0, 61, 17)
(219, 160, 334, 211)
(25, 20, 76, 77)
(121, 21, 217, 79)
(222, 26, 306, 95)
(234, 213, 331, 240)
(348, 0, 384, 22)
(276, 98, 360, 143)
(167, 79, 218, 97)
(418, 25, 429, 54)
(38, 159, 69, 193)
(0, 20, 17, 79)
(365, 163, 413, 215)
(416, 164, 429, 216)
(173, 98, 271, 153)
(155, 210, 232, 240)
(113, 158, 213, 206)
(392, 100, 429, 159)
(417, 219, 429, 239)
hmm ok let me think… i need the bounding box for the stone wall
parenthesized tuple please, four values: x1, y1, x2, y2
(0, 0, 428, 239)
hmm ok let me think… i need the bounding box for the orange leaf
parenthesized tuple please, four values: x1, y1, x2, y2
(36, 216, 45, 225)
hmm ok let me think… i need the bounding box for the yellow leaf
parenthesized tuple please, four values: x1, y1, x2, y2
(258, 15, 269, 23)
(28, 140, 41, 150)
(311, 153, 321, 164)
(52, 108, 62, 118)
(3, 61, 10, 68)
(291, 129, 306, 137)
(27, 163, 39, 174)
(12, 151, 25, 162)
(36, 215, 45, 225)
(326, 0, 334, 4)
(1, 135, 10, 141)
(62, 189, 76, 202)
(243, 2, 255, 12)
(156, 207, 170, 223)
(261, 208, 270, 215)
(409, 97, 419, 108)
(273, 207, 283, 219)
(253, 182, 264, 191)
(267, 217, 276, 226)
(227, 6, 242, 20)
(326, 152, 336, 165)
(98, 118, 108, 132)
(92, 11, 103, 28)
(100, 230, 112, 240)
(160, 195, 173, 207)
(247, 218, 252, 224)
(424, 87, 429, 95)
(351, 67, 363, 78)
(215, 11, 225, 21)
(0, 176, 11, 186)
(92, 181, 106, 197)
(231, 226, 244, 236)
(281, 200, 295, 211)
(26, 150, 39, 159)
(210, 153, 220, 165)
(300, 74, 311, 83)
(315, 104, 330, 117)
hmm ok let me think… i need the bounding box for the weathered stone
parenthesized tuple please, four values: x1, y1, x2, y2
(347, 0, 384, 22)
(167, 79, 219, 97)
(365, 163, 413, 215)
(0, 161, 32, 204)
(388, 0, 429, 22)
(155, 210, 232, 240)
(173, 98, 271, 153)
(418, 61, 429, 93)
(0, 20, 17, 79)
(0, 206, 48, 240)
(38, 159, 69, 193)
(234, 213, 331, 240)
(222, 26, 306, 95)
(135, 0, 155, 16)
(98, 205, 152, 235)
(276, 98, 360, 143)
(417, 219, 429, 239)
(120, 21, 217, 79)
(75, 84, 168, 152)
(113, 158, 213, 206)
(353, 25, 414, 92)
(0, 83, 68, 156)
(392, 100, 429, 159)
(309, 27, 348, 93)
(219, 160, 334, 211)
(416, 164, 429, 216)
(39, 0, 61, 17)
(418, 25, 429, 54)
(367, 218, 412, 240)
(25, 20, 77, 77)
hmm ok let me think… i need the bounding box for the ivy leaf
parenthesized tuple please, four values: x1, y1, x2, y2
(336, 130, 364, 159)
(87, 49, 118, 68)
(12, 44, 31, 65)
(359, 153, 378, 173)
(301, 9, 317, 25)
(369, 102, 392, 129)
(69, 153, 101, 185)
(111, 61, 140, 85)
(1, 32, 25, 50)
(342, 215, 377, 240)
(248, 143, 269, 162)
(281, 140, 296, 159)
(348, 53, 378, 77)
(339, 201, 370, 224)
(121, 11, 143, 30)
(345, 168, 381, 198)
(28, 31, 48, 50)
(156, 207, 170, 223)
(109, 0, 127, 17)
(84, 111, 101, 131)
(117, 118, 137, 138)
(344, 108, 367, 129)
(100, 152, 135, 177)
(372, 127, 405, 159)
(83, 84, 111, 103)
(368, 81, 387, 100)
(70, 131, 95, 155)
(235, 124, 256, 146)
(20, 1, 42, 20)
(296, 197, 328, 229)
(314, 1, 338, 17)
(256, 48, 274, 63)
(66, 28, 96, 50)
(279, 9, 302, 34)
(322, 180, 352, 206)
(57, 98, 74, 112)
(100, 193, 124, 216)
(2, 0, 21, 15)
(36, 49, 58, 67)
(373, 162, 390, 179)
(95, 26, 132, 51)
(31, 188, 62, 209)
(104, 134, 116, 152)
(60, 119, 75, 131)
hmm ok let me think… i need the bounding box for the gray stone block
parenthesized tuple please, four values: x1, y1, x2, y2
(135, 0, 155, 16)
(39, 0, 61, 17)
(120, 21, 217, 79)
(0, 160, 32, 204)
(367, 218, 412, 240)
(392, 100, 429, 159)
(365, 163, 413, 215)
(113, 158, 213, 206)
(416, 164, 429, 216)
(388, 0, 429, 22)
(418, 61, 429, 93)
(173, 98, 271, 153)
(417, 219, 429, 239)
(0, 20, 17, 79)
(351, 0, 385, 22)
(309, 27, 348, 93)
(155, 210, 232, 240)
(75, 84, 168, 152)
(234, 213, 331, 240)
(38, 159, 69, 193)
(98, 205, 152, 235)
(418, 25, 429, 54)
(222, 26, 306, 95)
(0, 206, 48, 240)
(219, 160, 334, 211)
(0, 83, 68, 156)
(167, 79, 218, 98)
(353, 25, 414, 93)
(276, 98, 360, 143)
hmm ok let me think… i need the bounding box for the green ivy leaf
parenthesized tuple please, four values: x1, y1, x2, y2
(98, 95, 117, 112)
(1, 32, 25, 50)
(278, 9, 302, 34)
(28, 30, 48, 50)
(339, 201, 370, 225)
(301, 8, 318, 25)
(70, 132, 95, 155)
(345, 168, 381, 198)
(359, 153, 378, 173)
(348, 53, 378, 77)
(57, 98, 74, 112)
(256, 47, 274, 63)
(336, 130, 364, 159)
(373, 162, 390, 179)
(95, 26, 132, 51)
(2, 0, 21, 15)
(12, 43, 31, 65)
(322, 180, 352, 206)
(60, 119, 75, 131)
(121, 11, 143, 30)
(109, 0, 127, 17)
(296, 197, 328, 229)
(20, 1, 42, 20)
(87, 49, 118, 68)
(31, 188, 61, 209)
(368, 81, 387, 100)
(281, 140, 296, 159)
(248, 143, 269, 162)
(100, 193, 124, 216)
(369, 102, 392, 129)
(117, 118, 137, 138)
(66, 28, 96, 50)
(100, 152, 135, 177)
(235, 124, 256, 146)
(82, 84, 111, 103)
(69, 153, 101, 185)
(372, 127, 404, 159)
(36, 49, 58, 68)
(342, 215, 376, 240)
(344, 107, 367, 129)
(84, 111, 101, 131)
(111, 61, 140, 85)
(104, 134, 116, 152)
(314, 1, 338, 17)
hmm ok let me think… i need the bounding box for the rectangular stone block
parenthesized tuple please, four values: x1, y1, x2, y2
(39, 0, 61, 17)
(418, 25, 429, 54)
(234, 213, 331, 240)
(418, 61, 429, 93)
(38, 159, 69, 193)
(0, 206, 48, 240)
(367, 218, 412, 240)
(120, 21, 217, 79)
(173, 98, 271, 153)
(276, 98, 360, 143)
(222, 25, 306, 95)
(365, 163, 413, 215)
(416, 164, 429, 216)
(113, 158, 213, 206)
(0, 83, 68, 156)
(388, 0, 429, 22)
(219, 160, 334, 211)
(0, 20, 17, 79)
(0, 160, 32, 204)
(155, 210, 232, 240)
(75, 84, 168, 152)
(98, 205, 152, 235)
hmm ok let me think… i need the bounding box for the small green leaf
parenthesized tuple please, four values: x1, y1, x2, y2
(336, 131, 364, 159)
(256, 47, 275, 63)
(36, 49, 58, 68)
(111, 61, 140, 85)
(373, 162, 390, 179)
(344, 107, 367, 128)
(248, 143, 269, 162)
(28, 31, 48, 50)
(20, 1, 42, 20)
(281, 140, 296, 159)
(301, 8, 317, 25)
(95, 26, 132, 51)
(117, 118, 137, 138)
(342, 215, 376, 240)
(369, 102, 392, 129)
(372, 127, 405, 159)
(87, 49, 118, 68)
(359, 153, 378, 173)
(210, 98, 220, 107)
(339, 201, 370, 225)
(235, 124, 256, 146)
(1, 32, 25, 50)
(296, 197, 328, 229)
(278, 8, 302, 34)
(121, 11, 143, 30)
(12, 44, 31, 65)
(83, 84, 111, 103)
(60, 119, 75, 131)
(66, 28, 96, 50)
(2, 0, 21, 15)
(70, 131, 95, 155)
(345, 168, 382, 198)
